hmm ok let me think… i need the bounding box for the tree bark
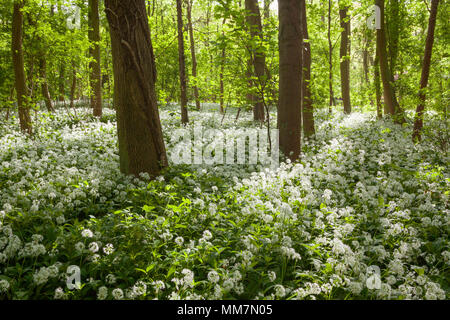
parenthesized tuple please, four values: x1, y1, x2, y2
(186, 0, 201, 110)
(89, 0, 103, 117)
(245, 0, 265, 122)
(300, 0, 315, 138)
(105, 0, 168, 177)
(413, 0, 439, 142)
(278, 0, 302, 161)
(376, 0, 404, 123)
(12, 1, 32, 134)
(176, 0, 189, 124)
(339, 4, 351, 114)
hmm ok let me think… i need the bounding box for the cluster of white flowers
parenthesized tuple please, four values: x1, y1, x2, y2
(33, 264, 60, 285)
(0, 107, 448, 300)
(112, 288, 124, 300)
(0, 279, 10, 293)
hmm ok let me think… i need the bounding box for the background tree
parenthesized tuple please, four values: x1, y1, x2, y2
(12, 0, 32, 134)
(339, 1, 351, 114)
(176, 0, 189, 124)
(375, 0, 404, 123)
(88, 0, 102, 117)
(301, 0, 315, 137)
(412, 0, 440, 142)
(244, 0, 265, 122)
(186, 0, 200, 110)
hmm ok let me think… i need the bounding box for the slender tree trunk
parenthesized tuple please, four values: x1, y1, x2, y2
(374, 45, 383, 119)
(39, 57, 54, 112)
(186, 0, 201, 110)
(245, 0, 265, 122)
(339, 4, 351, 114)
(387, 0, 400, 79)
(58, 64, 65, 102)
(413, 0, 439, 142)
(278, 0, 302, 161)
(328, 0, 334, 112)
(6, 87, 14, 121)
(300, 0, 315, 138)
(219, 28, 226, 114)
(70, 62, 77, 110)
(12, 1, 32, 134)
(105, 0, 168, 177)
(263, 0, 272, 25)
(176, 0, 189, 124)
(363, 36, 370, 83)
(89, 0, 102, 117)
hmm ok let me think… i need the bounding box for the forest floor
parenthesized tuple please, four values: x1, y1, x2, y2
(0, 103, 448, 300)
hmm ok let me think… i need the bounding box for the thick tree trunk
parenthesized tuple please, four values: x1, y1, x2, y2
(105, 0, 168, 177)
(176, 0, 189, 124)
(413, 0, 439, 142)
(186, 0, 200, 111)
(39, 57, 54, 112)
(12, 1, 32, 134)
(300, 0, 315, 138)
(89, 0, 103, 117)
(339, 5, 351, 114)
(245, 0, 265, 122)
(278, 0, 302, 161)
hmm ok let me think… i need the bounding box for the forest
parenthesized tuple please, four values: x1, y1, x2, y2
(0, 0, 448, 301)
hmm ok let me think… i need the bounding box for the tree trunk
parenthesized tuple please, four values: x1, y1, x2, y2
(387, 0, 400, 79)
(300, 0, 315, 138)
(278, 0, 302, 161)
(363, 36, 370, 84)
(176, 0, 189, 124)
(187, 0, 201, 110)
(58, 64, 65, 102)
(12, 1, 32, 134)
(413, 0, 439, 142)
(89, 0, 103, 117)
(105, 0, 168, 177)
(374, 45, 383, 119)
(245, 0, 265, 122)
(376, 0, 404, 123)
(219, 34, 226, 114)
(263, 0, 271, 25)
(39, 57, 54, 112)
(70, 62, 77, 110)
(339, 4, 351, 114)
(327, 0, 334, 112)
